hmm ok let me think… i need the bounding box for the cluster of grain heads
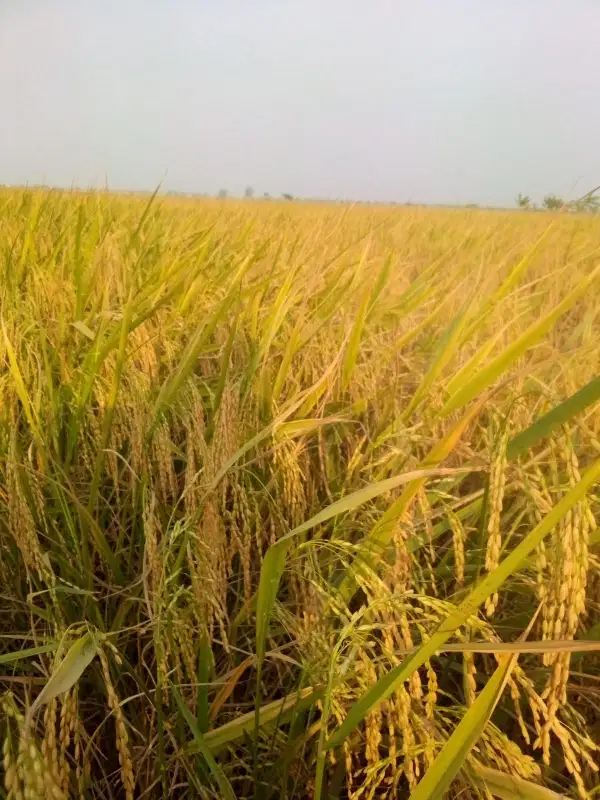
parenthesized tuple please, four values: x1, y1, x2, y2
(2, 694, 64, 800)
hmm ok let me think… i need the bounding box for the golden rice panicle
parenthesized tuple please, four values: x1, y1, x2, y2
(519, 463, 554, 638)
(152, 420, 177, 504)
(480, 726, 541, 782)
(548, 718, 599, 799)
(41, 697, 58, 778)
(511, 663, 547, 744)
(1, 695, 65, 800)
(541, 429, 590, 733)
(384, 509, 424, 703)
(507, 675, 530, 745)
(395, 685, 418, 791)
(560, 431, 590, 638)
(2, 733, 16, 799)
(57, 688, 78, 794)
(142, 489, 161, 617)
(446, 505, 466, 588)
(98, 648, 134, 800)
(129, 322, 158, 381)
(108, 372, 151, 493)
(185, 379, 242, 640)
(192, 497, 229, 643)
(274, 437, 307, 528)
(183, 385, 206, 517)
(6, 434, 52, 585)
(291, 572, 331, 670)
(181, 392, 226, 637)
(210, 380, 239, 480)
(463, 651, 477, 707)
(417, 487, 438, 595)
(73, 705, 85, 798)
(346, 433, 367, 480)
(484, 415, 510, 617)
(424, 659, 438, 721)
(388, 509, 414, 595)
(362, 657, 382, 769)
(174, 613, 199, 710)
(384, 696, 398, 783)
(227, 478, 254, 604)
(16, 734, 65, 800)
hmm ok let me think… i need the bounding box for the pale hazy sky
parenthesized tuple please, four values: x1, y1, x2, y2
(1, 1, 599, 206)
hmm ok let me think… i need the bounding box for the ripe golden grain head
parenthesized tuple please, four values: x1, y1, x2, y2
(98, 648, 135, 800)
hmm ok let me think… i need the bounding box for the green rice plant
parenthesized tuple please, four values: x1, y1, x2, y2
(1, 189, 600, 798)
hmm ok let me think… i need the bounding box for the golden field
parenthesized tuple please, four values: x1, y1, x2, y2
(1, 188, 600, 799)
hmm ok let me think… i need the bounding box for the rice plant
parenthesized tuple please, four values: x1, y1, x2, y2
(1, 188, 600, 798)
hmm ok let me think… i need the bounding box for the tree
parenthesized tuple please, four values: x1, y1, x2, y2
(217, 188, 228, 199)
(244, 186, 254, 199)
(580, 195, 600, 213)
(516, 193, 531, 209)
(572, 187, 600, 214)
(542, 194, 563, 211)
(282, 193, 294, 201)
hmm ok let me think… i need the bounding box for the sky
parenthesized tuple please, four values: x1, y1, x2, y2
(1, 0, 599, 207)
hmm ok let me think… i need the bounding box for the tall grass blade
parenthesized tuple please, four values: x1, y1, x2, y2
(507, 375, 600, 459)
(441, 263, 600, 416)
(462, 226, 553, 341)
(152, 292, 237, 426)
(202, 687, 325, 752)
(403, 305, 472, 420)
(126, 183, 161, 253)
(0, 644, 58, 665)
(170, 682, 236, 800)
(2, 327, 42, 443)
(342, 285, 371, 391)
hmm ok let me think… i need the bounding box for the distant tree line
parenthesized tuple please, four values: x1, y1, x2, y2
(211, 186, 297, 202)
(516, 187, 600, 213)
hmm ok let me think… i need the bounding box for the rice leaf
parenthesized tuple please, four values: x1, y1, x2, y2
(2, 327, 42, 442)
(273, 416, 347, 442)
(170, 682, 236, 800)
(27, 633, 97, 722)
(462, 226, 553, 341)
(70, 320, 96, 340)
(0, 644, 58, 665)
(403, 305, 473, 420)
(507, 375, 600, 459)
(342, 284, 372, 391)
(152, 291, 237, 426)
(202, 686, 325, 753)
(471, 765, 568, 800)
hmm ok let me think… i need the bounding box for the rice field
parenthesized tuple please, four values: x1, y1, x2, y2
(1, 187, 600, 799)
